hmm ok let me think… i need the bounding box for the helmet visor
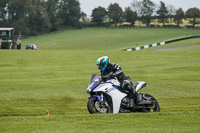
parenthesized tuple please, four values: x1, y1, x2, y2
(97, 64, 103, 70)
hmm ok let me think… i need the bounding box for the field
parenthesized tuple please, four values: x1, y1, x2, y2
(0, 28, 200, 133)
(22, 28, 200, 50)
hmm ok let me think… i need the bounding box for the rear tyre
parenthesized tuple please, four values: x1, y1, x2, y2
(87, 97, 112, 114)
(140, 93, 160, 112)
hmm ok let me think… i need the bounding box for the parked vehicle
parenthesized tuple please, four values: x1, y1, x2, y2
(26, 44, 38, 50)
(86, 74, 160, 114)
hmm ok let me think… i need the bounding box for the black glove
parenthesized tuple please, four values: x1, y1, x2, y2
(101, 72, 113, 80)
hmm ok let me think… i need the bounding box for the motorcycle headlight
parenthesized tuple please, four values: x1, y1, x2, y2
(86, 82, 94, 94)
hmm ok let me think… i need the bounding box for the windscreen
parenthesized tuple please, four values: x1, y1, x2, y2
(89, 74, 98, 85)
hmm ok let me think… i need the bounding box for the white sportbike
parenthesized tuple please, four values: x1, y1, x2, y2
(86, 74, 160, 114)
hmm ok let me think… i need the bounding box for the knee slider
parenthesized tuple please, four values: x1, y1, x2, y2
(122, 80, 132, 89)
(127, 85, 132, 90)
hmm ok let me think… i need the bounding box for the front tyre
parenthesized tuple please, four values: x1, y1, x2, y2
(87, 97, 112, 114)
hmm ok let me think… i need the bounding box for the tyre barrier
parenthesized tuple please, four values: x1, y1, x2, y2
(125, 36, 200, 51)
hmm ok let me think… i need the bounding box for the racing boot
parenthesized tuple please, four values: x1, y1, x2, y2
(134, 92, 143, 105)
(131, 83, 143, 105)
(125, 84, 134, 96)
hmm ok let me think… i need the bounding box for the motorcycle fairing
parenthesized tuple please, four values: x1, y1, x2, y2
(91, 78, 100, 91)
(90, 95, 101, 102)
(93, 82, 127, 113)
(136, 81, 146, 92)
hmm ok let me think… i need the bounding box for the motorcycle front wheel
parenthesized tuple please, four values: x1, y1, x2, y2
(87, 97, 112, 114)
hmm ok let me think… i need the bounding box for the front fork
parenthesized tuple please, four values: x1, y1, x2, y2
(90, 93, 108, 107)
(100, 93, 108, 107)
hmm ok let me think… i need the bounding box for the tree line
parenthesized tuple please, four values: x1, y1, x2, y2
(91, 0, 200, 28)
(0, 0, 83, 36)
(0, 0, 200, 36)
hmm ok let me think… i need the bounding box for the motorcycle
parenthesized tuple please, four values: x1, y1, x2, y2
(86, 74, 160, 114)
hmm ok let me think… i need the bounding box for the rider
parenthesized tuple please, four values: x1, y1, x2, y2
(96, 56, 142, 104)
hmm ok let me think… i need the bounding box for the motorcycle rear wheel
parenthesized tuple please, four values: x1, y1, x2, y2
(87, 97, 112, 114)
(140, 93, 160, 112)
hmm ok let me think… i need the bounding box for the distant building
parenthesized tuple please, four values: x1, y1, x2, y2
(0, 28, 21, 49)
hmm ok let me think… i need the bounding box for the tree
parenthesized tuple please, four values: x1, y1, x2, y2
(0, 0, 82, 36)
(80, 12, 87, 23)
(131, 0, 143, 26)
(2, 0, 28, 25)
(167, 4, 176, 25)
(186, 7, 200, 27)
(124, 7, 137, 26)
(0, 0, 7, 20)
(91, 6, 107, 25)
(58, 0, 81, 26)
(151, 2, 159, 27)
(141, 0, 155, 27)
(26, 0, 51, 35)
(1, 0, 34, 35)
(174, 8, 184, 27)
(157, 1, 168, 26)
(46, 0, 61, 31)
(107, 3, 123, 27)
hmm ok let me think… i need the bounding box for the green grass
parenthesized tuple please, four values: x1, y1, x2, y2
(22, 28, 200, 50)
(0, 28, 200, 132)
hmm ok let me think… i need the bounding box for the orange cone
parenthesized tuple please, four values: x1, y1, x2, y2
(46, 110, 50, 116)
